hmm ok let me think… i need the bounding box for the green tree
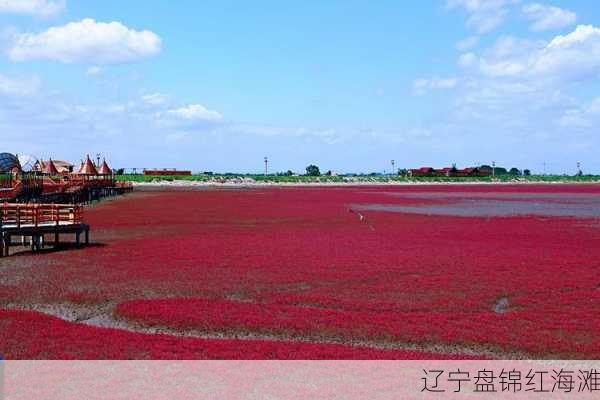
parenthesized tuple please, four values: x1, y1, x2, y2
(306, 165, 321, 176)
(523, 169, 531, 176)
(509, 168, 522, 176)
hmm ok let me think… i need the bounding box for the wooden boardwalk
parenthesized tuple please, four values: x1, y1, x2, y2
(1, 171, 133, 203)
(0, 203, 89, 257)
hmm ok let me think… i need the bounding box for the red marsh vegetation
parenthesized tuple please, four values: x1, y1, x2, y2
(1, 184, 599, 359)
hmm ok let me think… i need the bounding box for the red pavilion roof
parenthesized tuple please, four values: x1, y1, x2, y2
(43, 159, 60, 175)
(98, 159, 112, 175)
(79, 155, 98, 175)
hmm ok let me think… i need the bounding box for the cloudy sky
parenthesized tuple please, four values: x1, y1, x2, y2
(1, 0, 599, 174)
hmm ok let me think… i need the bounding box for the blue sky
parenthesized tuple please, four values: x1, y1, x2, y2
(1, 0, 600, 174)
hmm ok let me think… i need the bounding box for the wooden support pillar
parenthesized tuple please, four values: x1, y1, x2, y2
(76, 231, 81, 247)
(4, 234, 10, 257)
(29, 234, 42, 252)
(55, 230, 59, 246)
(85, 228, 89, 245)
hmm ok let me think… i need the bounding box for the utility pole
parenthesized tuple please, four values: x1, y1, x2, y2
(577, 162, 582, 176)
(492, 161, 496, 178)
(543, 162, 546, 176)
(264, 157, 268, 176)
(96, 153, 101, 168)
(391, 160, 395, 175)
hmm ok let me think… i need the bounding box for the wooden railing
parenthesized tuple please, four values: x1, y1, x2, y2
(1, 203, 82, 228)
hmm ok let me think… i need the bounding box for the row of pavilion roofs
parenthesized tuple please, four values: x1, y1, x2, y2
(35, 155, 112, 176)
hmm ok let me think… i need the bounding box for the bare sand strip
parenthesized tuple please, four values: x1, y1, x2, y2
(4, 302, 538, 360)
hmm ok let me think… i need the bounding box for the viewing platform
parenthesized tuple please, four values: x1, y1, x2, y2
(0, 203, 90, 257)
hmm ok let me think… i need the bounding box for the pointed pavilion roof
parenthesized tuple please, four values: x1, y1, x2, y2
(98, 159, 112, 175)
(79, 155, 98, 175)
(43, 158, 60, 175)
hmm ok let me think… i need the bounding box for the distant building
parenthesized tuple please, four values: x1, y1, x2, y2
(455, 167, 481, 177)
(409, 167, 436, 177)
(36, 159, 74, 174)
(436, 167, 458, 177)
(479, 165, 493, 176)
(144, 169, 192, 176)
(407, 165, 492, 177)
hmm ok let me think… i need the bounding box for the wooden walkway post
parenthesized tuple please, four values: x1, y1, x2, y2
(0, 217, 4, 257)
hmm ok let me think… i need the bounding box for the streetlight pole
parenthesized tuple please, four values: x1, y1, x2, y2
(492, 161, 496, 178)
(264, 157, 268, 176)
(391, 160, 395, 176)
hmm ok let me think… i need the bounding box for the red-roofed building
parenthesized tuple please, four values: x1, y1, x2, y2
(409, 167, 436, 177)
(436, 167, 458, 177)
(143, 169, 192, 176)
(455, 167, 480, 177)
(36, 160, 74, 174)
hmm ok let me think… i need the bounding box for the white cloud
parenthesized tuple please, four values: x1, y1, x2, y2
(8, 18, 161, 64)
(522, 3, 576, 32)
(456, 36, 480, 51)
(445, 24, 600, 151)
(559, 97, 600, 128)
(447, 0, 520, 33)
(166, 132, 191, 141)
(413, 77, 458, 95)
(166, 104, 223, 122)
(85, 66, 102, 76)
(230, 124, 346, 144)
(141, 93, 168, 105)
(548, 24, 599, 48)
(458, 52, 478, 68)
(0, 0, 65, 18)
(466, 35, 540, 76)
(458, 26, 600, 82)
(1, 83, 373, 172)
(0, 74, 40, 96)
